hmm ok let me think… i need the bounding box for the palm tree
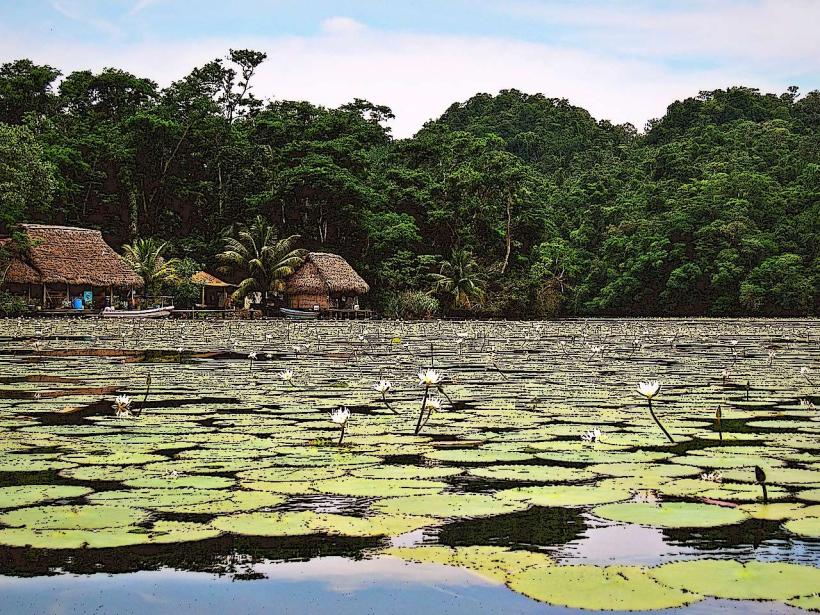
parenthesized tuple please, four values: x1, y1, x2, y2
(217, 216, 306, 309)
(122, 238, 179, 296)
(430, 249, 486, 310)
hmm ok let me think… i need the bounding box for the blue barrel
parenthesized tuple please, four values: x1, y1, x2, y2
(72, 297, 84, 310)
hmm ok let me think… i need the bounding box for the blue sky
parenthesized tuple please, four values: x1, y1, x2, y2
(1, 0, 818, 136)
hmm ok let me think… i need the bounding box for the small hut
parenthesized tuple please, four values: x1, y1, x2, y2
(0, 224, 143, 309)
(284, 252, 369, 311)
(191, 271, 234, 308)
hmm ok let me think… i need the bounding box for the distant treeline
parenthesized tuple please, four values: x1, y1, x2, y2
(1, 51, 817, 316)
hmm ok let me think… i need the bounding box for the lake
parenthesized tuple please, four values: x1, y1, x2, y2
(0, 317, 817, 613)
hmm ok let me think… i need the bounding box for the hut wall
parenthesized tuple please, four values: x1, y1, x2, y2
(288, 293, 330, 310)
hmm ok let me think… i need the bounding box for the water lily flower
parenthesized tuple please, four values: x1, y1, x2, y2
(113, 395, 133, 417)
(248, 351, 258, 360)
(418, 369, 443, 386)
(331, 406, 350, 425)
(426, 398, 444, 412)
(700, 472, 723, 483)
(374, 380, 393, 394)
(637, 380, 673, 443)
(799, 399, 815, 410)
(279, 369, 294, 384)
(581, 428, 602, 443)
(637, 381, 661, 399)
(331, 406, 350, 445)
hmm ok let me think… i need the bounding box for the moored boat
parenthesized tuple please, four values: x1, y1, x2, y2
(101, 306, 174, 319)
(280, 307, 319, 320)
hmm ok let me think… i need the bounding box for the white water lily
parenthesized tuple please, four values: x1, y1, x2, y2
(331, 406, 350, 425)
(278, 369, 294, 382)
(418, 368, 443, 386)
(248, 351, 258, 360)
(374, 380, 393, 394)
(113, 395, 133, 417)
(581, 428, 602, 443)
(800, 399, 816, 410)
(637, 381, 661, 399)
(701, 472, 723, 483)
(426, 398, 444, 412)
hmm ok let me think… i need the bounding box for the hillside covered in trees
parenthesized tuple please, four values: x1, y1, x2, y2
(1, 51, 818, 317)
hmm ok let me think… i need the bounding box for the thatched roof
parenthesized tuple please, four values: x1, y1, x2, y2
(1, 225, 143, 287)
(191, 271, 233, 287)
(285, 252, 369, 296)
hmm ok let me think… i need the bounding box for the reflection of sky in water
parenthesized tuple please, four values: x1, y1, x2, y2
(551, 514, 820, 567)
(0, 559, 810, 615)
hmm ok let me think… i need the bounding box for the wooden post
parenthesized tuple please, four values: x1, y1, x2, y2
(201, 285, 205, 307)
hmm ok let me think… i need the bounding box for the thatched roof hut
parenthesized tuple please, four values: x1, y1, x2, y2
(191, 271, 232, 288)
(284, 252, 368, 310)
(2, 225, 143, 288)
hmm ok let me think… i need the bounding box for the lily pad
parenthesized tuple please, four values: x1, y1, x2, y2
(495, 484, 631, 507)
(372, 493, 530, 518)
(592, 502, 748, 528)
(467, 465, 594, 483)
(423, 449, 533, 463)
(0, 504, 149, 530)
(508, 564, 702, 610)
(649, 559, 820, 600)
(0, 485, 93, 509)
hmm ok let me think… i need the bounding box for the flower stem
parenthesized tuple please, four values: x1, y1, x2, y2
(648, 398, 674, 443)
(761, 482, 768, 504)
(338, 422, 346, 446)
(415, 386, 429, 435)
(437, 385, 454, 406)
(382, 393, 399, 414)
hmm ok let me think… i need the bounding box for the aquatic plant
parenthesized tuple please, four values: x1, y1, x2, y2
(112, 395, 133, 418)
(637, 381, 673, 443)
(755, 465, 768, 503)
(581, 428, 602, 444)
(278, 369, 295, 385)
(373, 379, 397, 414)
(331, 406, 350, 445)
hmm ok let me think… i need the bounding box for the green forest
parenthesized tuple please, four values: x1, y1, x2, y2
(1, 50, 818, 317)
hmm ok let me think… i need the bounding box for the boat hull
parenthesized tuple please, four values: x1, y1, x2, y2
(280, 307, 319, 320)
(101, 306, 174, 319)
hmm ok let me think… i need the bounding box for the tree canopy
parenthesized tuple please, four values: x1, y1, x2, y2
(1, 52, 816, 317)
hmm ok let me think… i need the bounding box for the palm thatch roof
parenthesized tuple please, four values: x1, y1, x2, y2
(285, 252, 369, 296)
(191, 271, 234, 287)
(1, 225, 143, 287)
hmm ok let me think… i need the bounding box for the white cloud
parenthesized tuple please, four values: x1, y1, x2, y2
(496, 0, 820, 69)
(320, 16, 367, 36)
(0, 16, 796, 137)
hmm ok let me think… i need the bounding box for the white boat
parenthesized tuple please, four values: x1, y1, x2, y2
(280, 307, 319, 320)
(101, 306, 174, 319)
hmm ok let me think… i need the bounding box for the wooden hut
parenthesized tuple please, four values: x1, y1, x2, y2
(0, 224, 143, 309)
(191, 271, 234, 308)
(284, 252, 369, 311)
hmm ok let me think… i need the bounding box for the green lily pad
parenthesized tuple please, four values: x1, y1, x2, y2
(372, 493, 529, 518)
(350, 465, 463, 480)
(155, 490, 286, 514)
(495, 484, 631, 507)
(649, 559, 820, 600)
(467, 465, 594, 482)
(736, 503, 808, 520)
(122, 475, 235, 489)
(212, 511, 435, 537)
(508, 564, 702, 610)
(423, 449, 533, 463)
(592, 502, 749, 528)
(384, 545, 553, 583)
(0, 485, 93, 509)
(87, 488, 231, 510)
(0, 504, 149, 530)
(236, 466, 347, 482)
(312, 477, 447, 497)
(783, 516, 820, 538)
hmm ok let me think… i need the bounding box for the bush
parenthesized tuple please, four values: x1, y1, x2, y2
(384, 290, 439, 320)
(0, 291, 27, 316)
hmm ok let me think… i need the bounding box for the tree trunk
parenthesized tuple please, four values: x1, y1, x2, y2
(501, 193, 513, 274)
(129, 189, 139, 240)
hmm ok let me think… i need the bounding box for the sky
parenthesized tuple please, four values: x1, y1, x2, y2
(0, 0, 818, 137)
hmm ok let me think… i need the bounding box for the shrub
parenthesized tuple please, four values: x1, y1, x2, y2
(0, 291, 27, 316)
(384, 290, 439, 320)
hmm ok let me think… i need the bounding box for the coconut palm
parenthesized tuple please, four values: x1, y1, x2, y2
(122, 238, 179, 296)
(217, 216, 306, 308)
(430, 249, 486, 310)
